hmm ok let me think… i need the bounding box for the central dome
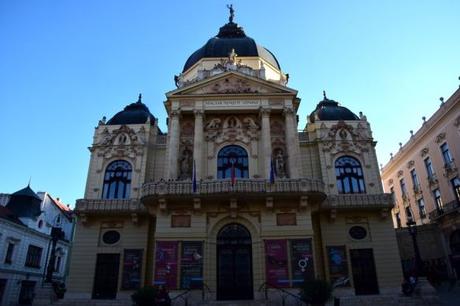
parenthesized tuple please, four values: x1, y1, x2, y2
(183, 21, 280, 73)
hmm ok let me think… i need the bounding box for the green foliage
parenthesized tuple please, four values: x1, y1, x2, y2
(300, 279, 332, 305)
(131, 286, 158, 306)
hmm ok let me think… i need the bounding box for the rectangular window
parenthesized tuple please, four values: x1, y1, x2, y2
(424, 157, 434, 177)
(395, 212, 402, 228)
(25, 245, 43, 268)
(417, 198, 426, 219)
(452, 177, 460, 203)
(4, 243, 15, 264)
(399, 178, 407, 198)
(405, 206, 413, 222)
(410, 169, 420, 191)
(433, 189, 443, 212)
(54, 256, 61, 273)
(440, 143, 453, 164)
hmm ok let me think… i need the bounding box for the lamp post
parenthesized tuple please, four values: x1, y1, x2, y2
(45, 227, 64, 283)
(406, 220, 424, 278)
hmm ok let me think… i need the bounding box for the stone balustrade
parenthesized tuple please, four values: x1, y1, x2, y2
(75, 199, 146, 214)
(322, 193, 393, 209)
(428, 200, 460, 221)
(141, 178, 325, 199)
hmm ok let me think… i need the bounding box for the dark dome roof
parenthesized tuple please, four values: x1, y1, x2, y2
(107, 95, 156, 125)
(309, 93, 359, 123)
(6, 185, 42, 218)
(183, 21, 280, 72)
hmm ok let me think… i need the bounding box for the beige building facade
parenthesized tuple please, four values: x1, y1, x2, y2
(381, 86, 460, 277)
(67, 15, 403, 304)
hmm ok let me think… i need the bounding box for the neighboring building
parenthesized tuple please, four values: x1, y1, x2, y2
(0, 186, 74, 306)
(67, 12, 402, 304)
(381, 86, 460, 277)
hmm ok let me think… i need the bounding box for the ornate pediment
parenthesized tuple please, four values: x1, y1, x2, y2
(93, 125, 146, 159)
(320, 121, 371, 155)
(167, 72, 296, 97)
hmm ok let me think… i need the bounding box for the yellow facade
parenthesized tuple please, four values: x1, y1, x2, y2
(66, 16, 403, 304)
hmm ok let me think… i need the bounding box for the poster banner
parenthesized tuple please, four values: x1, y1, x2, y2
(122, 249, 143, 289)
(154, 241, 179, 289)
(290, 239, 314, 286)
(180, 241, 203, 289)
(326, 246, 350, 287)
(264, 239, 289, 287)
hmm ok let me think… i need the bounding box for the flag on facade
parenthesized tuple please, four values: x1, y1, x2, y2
(269, 158, 275, 184)
(230, 159, 236, 186)
(192, 159, 197, 193)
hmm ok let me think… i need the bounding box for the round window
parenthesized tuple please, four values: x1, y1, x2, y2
(349, 226, 367, 240)
(102, 230, 120, 245)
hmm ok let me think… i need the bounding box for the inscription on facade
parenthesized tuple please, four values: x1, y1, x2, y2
(204, 100, 261, 109)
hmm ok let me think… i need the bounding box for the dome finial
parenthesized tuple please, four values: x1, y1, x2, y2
(323, 90, 327, 99)
(227, 4, 235, 23)
(137, 93, 142, 103)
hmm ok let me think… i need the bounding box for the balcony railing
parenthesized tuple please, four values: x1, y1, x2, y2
(141, 178, 325, 199)
(444, 159, 458, 178)
(321, 193, 393, 209)
(75, 199, 146, 213)
(428, 200, 460, 221)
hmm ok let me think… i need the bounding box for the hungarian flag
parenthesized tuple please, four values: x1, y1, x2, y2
(230, 159, 236, 186)
(192, 159, 197, 193)
(270, 158, 275, 184)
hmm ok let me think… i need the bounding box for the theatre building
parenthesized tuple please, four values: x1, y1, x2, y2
(66, 13, 403, 304)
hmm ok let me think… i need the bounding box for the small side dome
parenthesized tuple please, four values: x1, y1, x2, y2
(107, 94, 156, 125)
(6, 185, 42, 218)
(309, 92, 359, 123)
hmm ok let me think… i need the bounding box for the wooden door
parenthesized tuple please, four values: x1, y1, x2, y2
(350, 248, 379, 295)
(92, 253, 120, 299)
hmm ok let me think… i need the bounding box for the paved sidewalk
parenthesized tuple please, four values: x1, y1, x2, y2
(436, 281, 460, 306)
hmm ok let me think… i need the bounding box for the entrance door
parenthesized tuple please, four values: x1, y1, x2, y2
(217, 223, 253, 300)
(350, 248, 379, 295)
(92, 253, 120, 299)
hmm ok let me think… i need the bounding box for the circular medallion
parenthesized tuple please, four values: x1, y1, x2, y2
(349, 226, 367, 240)
(102, 230, 120, 245)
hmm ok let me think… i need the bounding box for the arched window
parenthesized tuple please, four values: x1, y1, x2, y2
(335, 156, 366, 194)
(217, 145, 249, 179)
(102, 160, 132, 199)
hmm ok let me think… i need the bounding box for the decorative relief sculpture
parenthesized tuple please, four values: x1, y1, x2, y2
(397, 170, 404, 178)
(95, 125, 145, 160)
(420, 147, 429, 157)
(407, 160, 415, 169)
(435, 132, 446, 143)
(178, 148, 193, 180)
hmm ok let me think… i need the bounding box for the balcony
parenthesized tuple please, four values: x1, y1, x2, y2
(321, 193, 393, 209)
(428, 200, 460, 221)
(444, 159, 458, 179)
(141, 178, 326, 201)
(427, 174, 438, 187)
(75, 199, 146, 214)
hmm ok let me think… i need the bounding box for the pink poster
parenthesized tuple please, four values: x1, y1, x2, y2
(264, 239, 289, 287)
(154, 241, 179, 289)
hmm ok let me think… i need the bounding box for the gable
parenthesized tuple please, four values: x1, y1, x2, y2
(167, 72, 297, 97)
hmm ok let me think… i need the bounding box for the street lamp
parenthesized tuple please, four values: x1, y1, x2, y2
(406, 220, 424, 277)
(45, 227, 65, 283)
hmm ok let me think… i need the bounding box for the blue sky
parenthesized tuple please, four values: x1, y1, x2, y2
(1, 0, 459, 206)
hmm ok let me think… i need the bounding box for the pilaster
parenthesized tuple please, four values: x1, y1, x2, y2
(260, 108, 272, 179)
(167, 110, 181, 179)
(193, 110, 204, 180)
(284, 107, 300, 178)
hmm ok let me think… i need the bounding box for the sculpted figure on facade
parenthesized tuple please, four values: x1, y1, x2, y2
(179, 148, 193, 180)
(274, 148, 286, 178)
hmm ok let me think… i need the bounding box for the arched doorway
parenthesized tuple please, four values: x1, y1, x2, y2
(217, 223, 253, 300)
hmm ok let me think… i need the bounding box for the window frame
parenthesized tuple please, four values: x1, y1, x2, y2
(335, 156, 366, 194)
(451, 177, 460, 203)
(4, 242, 15, 264)
(424, 157, 434, 178)
(417, 198, 427, 219)
(101, 160, 132, 199)
(217, 145, 249, 179)
(440, 143, 453, 164)
(433, 188, 443, 212)
(24, 245, 43, 268)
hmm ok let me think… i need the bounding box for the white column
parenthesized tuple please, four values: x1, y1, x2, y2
(260, 108, 272, 179)
(284, 107, 300, 178)
(193, 110, 204, 180)
(167, 110, 181, 179)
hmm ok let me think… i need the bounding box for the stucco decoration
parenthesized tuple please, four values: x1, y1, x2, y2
(205, 115, 260, 158)
(397, 170, 404, 178)
(420, 147, 429, 157)
(388, 179, 393, 186)
(406, 160, 415, 169)
(321, 121, 371, 155)
(435, 132, 446, 143)
(94, 125, 146, 160)
(454, 115, 460, 127)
